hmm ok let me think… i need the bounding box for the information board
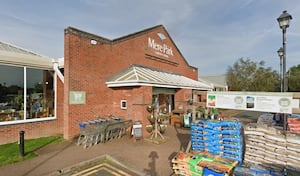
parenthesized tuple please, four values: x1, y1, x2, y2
(207, 91, 299, 114)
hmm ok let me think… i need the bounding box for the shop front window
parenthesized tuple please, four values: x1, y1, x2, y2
(0, 64, 55, 123)
(26, 68, 54, 119)
(0, 65, 24, 121)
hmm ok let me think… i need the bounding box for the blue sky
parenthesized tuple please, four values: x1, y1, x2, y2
(0, 0, 299, 75)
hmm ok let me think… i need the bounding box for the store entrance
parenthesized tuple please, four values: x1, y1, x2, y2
(153, 94, 174, 115)
(152, 87, 176, 115)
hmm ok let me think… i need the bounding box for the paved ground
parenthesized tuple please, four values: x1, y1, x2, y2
(0, 110, 263, 176)
(0, 125, 191, 176)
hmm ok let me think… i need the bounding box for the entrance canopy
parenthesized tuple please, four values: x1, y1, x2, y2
(0, 41, 53, 69)
(106, 65, 213, 90)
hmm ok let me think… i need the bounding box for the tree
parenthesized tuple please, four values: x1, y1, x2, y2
(288, 64, 300, 91)
(226, 58, 279, 91)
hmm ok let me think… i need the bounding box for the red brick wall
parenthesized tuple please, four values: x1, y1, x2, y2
(63, 26, 199, 139)
(110, 27, 198, 79)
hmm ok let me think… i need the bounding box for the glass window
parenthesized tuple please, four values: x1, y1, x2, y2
(0, 65, 24, 121)
(26, 68, 54, 119)
(0, 64, 55, 123)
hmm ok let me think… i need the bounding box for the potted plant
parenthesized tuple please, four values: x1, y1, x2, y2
(159, 124, 167, 134)
(187, 98, 193, 105)
(196, 106, 205, 118)
(146, 104, 154, 112)
(147, 115, 155, 124)
(146, 124, 153, 133)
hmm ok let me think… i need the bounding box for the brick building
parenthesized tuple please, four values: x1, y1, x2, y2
(0, 25, 212, 144)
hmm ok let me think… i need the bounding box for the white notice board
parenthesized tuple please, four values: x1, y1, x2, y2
(207, 91, 299, 114)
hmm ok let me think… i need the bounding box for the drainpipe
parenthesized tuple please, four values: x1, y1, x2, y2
(53, 62, 64, 83)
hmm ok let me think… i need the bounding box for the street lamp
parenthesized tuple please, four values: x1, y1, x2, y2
(277, 47, 283, 92)
(277, 10, 292, 92)
(277, 10, 292, 131)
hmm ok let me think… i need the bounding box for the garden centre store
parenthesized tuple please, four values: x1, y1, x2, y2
(0, 25, 212, 144)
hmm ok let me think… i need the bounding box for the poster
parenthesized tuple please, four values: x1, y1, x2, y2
(69, 91, 86, 104)
(207, 91, 298, 114)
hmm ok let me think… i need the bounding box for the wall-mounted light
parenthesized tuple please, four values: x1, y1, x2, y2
(90, 39, 97, 45)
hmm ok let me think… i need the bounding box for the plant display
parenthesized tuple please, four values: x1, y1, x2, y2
(146, 104, 154, 113)
(145, 103, 167, 139)
(147, 115, 155, 124)
(146, 124, 153, 133)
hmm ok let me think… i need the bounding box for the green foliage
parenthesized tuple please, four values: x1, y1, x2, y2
(226, 58, 280, 91)
(288, 64, 300, 91)
(196, 106, 205, 113)
(0, 136, 63, 166)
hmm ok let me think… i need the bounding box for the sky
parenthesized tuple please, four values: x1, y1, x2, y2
(0, 0, 299, 76)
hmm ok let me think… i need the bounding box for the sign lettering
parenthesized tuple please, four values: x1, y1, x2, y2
(148, 37, 173, 57)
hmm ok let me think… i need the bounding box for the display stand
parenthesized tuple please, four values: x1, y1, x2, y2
(145, 100, 167, 144)
(150, 109, 165, 140)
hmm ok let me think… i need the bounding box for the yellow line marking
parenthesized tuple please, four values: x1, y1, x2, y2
(71, 162, 131, 176)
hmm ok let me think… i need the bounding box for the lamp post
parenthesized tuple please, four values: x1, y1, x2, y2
(277, 10, 292, 131)
(277, 10, 292, 92)
(277, 47, 283, 92)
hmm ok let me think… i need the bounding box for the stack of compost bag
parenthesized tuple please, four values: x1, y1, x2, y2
(288, 114, 300, 133)
(233, 163, 285, 176)
(172, 151, 238, 176)
(190, 119, 244, 163)
(172, 152, 203, 175)
(256, 113, 276, 126)
(244, 123, 300, 172)
(285, 132, 300, 171)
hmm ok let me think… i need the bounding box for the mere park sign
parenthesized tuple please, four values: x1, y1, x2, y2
(207, 91, 300, 114)
(148, 37, 173, 58)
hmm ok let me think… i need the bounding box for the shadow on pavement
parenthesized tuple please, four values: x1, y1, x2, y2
(174, 126, 190, 152)
(144, 151, 159, 176)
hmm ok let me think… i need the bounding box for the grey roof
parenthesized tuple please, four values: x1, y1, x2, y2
(0, 41, 53, 69)
(106, 65, 213, 90)
(199, 74, 227, 88)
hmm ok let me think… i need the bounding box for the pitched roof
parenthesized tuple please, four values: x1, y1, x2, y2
(0, 41, 53, 69)
(199, 74, 227, 88)
(106, 65, 213, 90)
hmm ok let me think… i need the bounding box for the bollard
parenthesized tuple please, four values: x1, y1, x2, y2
(19, 130, 25, 158)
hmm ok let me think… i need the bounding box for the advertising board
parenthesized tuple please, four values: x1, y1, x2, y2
(207, 91, 299, 114)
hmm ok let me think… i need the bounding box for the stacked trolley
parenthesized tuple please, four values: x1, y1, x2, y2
(77, 117, 132, 148)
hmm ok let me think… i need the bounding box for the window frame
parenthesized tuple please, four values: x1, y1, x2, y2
(0, 64, 56, 126)
(120, 100, 127, 110)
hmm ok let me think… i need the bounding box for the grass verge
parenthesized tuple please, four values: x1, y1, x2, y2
(0, 136, 64, 167)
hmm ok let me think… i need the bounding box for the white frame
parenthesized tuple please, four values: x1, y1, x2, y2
(0, 65, 57, 126)
(120, 100, 127, 110)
